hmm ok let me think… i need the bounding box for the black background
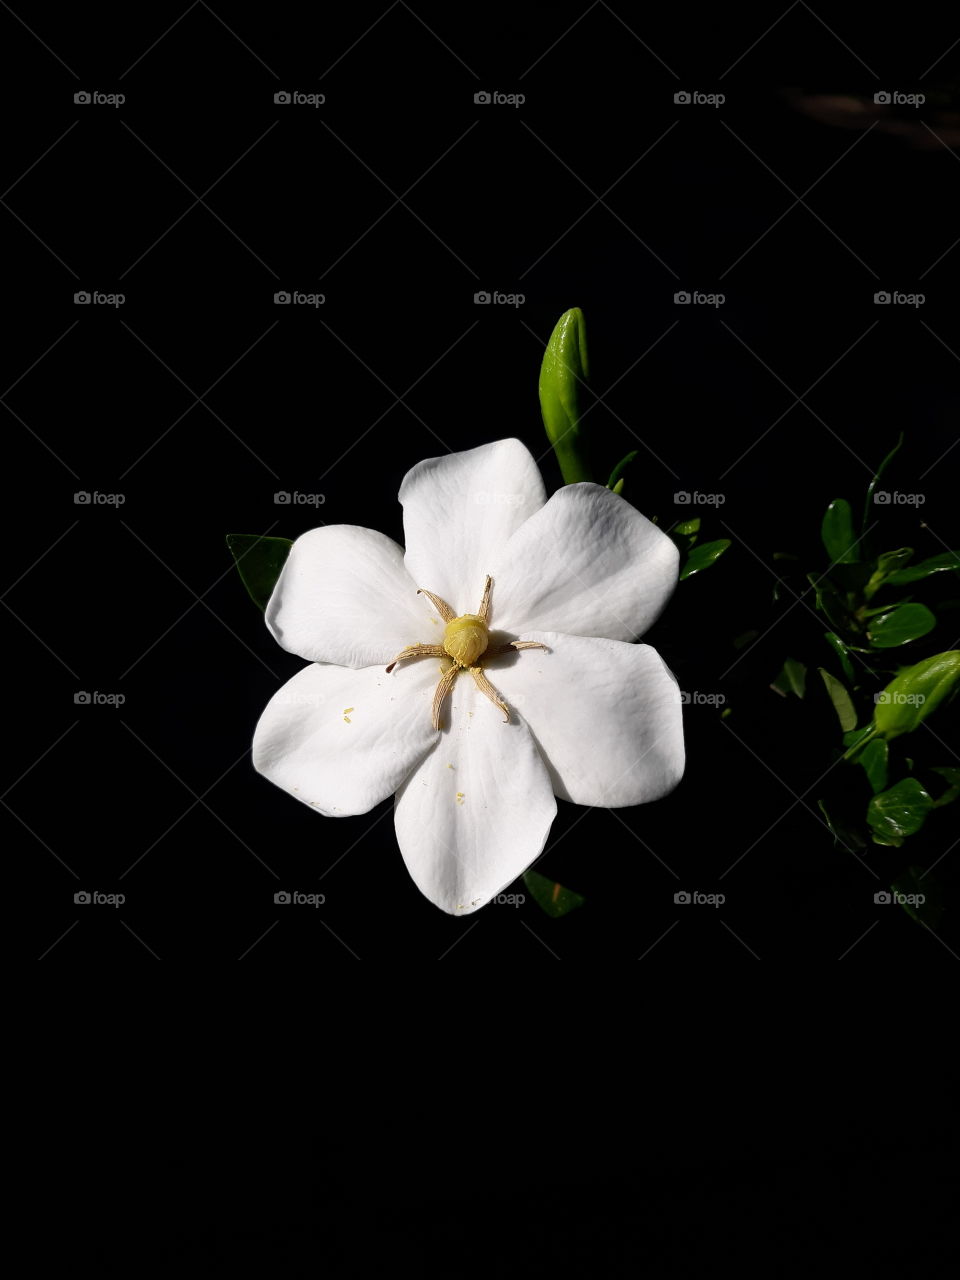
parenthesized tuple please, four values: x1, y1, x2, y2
(8, 3, 959, 968)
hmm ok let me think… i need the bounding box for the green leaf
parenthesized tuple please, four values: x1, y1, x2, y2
(823, 632, 856, 685)
(885, 551, 960, 586)
(864, 547, 914, 599)
(522, 869, 585, 918)
(866, 602, 936, 648)
(890, 865, 944, 930)
(819, 668, 857, 730)
(771, 657, 807, 699)
(606, 450, 638, 491)
(874, 651, 960, 738)
(931, 766, 960, 808)
(859, 738, 889, 794)
(680, 538, 731, 581)
(539, 307, 593, 485)
(862, 431, 904, 534)
(226, 534, 293, 611)
(674, 517, 700, 537)
(807, 572, 849, 632)
(821, 498, 858, 564)
(867, 777, 934, 842)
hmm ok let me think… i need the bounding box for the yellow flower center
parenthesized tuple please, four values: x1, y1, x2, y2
(385, 575, 548, 729)
(442, 614, 489, 667)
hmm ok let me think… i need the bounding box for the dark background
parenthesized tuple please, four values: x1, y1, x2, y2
(8, 4, 959, 966)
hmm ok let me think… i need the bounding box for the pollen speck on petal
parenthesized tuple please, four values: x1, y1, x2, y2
(456, 792, 465, 804)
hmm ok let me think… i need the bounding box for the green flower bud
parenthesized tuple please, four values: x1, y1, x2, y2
(539, 307, 593, 485)
(874, 651, 960, 739)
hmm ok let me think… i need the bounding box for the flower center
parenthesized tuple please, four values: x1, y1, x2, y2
(385, 575, 548, 730)
(442, 614, 489, 667)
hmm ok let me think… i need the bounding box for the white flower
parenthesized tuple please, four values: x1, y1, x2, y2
(253, 439, 684, 914)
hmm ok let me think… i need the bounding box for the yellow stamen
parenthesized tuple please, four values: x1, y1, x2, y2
(431, 663, 460, 730)
(470, 666, 509, 722)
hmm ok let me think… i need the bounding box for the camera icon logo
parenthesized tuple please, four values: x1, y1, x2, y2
(674, 491, 691, 503)
(674, 91, 691, 105)
(274, 890, 291, 904)
(474, 91, 491, 105)
(873, 490, 891, 504)
(74, 91, 91, 105)
(74, 691, 91, 704)
(74, 891, 91, 904)
(73, 491, 91, 504)
(274, 291, 291, 304)
(874, 291, 891, 304)
(474, 291, 491, 304)
(674, 891, 692, 904)
(74, 291, 91, 305)
(275, 91, 291, 104)
(874, 91, 891, 105)
(679, 691, 691, 704)
(274, 491, 291, 504)
(874, 891, 892, 904)
(673, 291, 691, 304)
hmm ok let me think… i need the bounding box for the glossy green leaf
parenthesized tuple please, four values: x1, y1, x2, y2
(674, 517, 700, 537)
(874, 651, 960, 737)
(522, 869, 585, 918)
(867, 777, 933, 843)
(819, 668, 857, 730)
(821, 498, 858, 564)
(772, 657, 807, 699)
(866, 602, 936, 648)
(890, 865, 944, 930)
(823, 632, 856, 685)
(539, 307, 593, 485)
(859, 738, 889, 794)
(606, 450, 638, 492)
(885, 551, 960, 586)
(226, 534, 293, 611)
(680, 538, 731, 581)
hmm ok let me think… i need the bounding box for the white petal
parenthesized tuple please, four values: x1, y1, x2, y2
(489, 632, 685, 806)
(394, 673, 556, 915)
(489, 484, 679, 641)
(253, 660, 439, 816)
(399, 439, 547, 616)
(265, 526, 440, 667)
